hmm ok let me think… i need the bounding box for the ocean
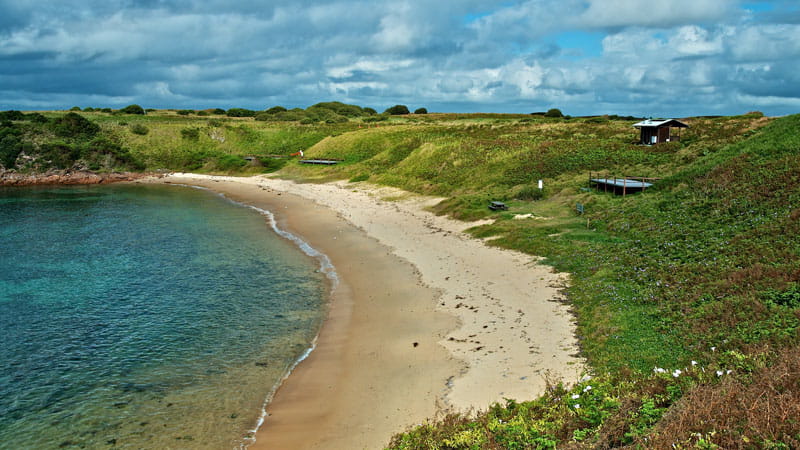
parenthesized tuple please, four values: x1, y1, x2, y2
(0, 184, 329, 449)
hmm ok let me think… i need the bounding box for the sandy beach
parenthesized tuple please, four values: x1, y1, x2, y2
(148, 173, 584, 449)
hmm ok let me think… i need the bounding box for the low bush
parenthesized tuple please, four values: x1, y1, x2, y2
(130, 124, 149, 135)
(384, 104, 410, 115)
(50, 112, 100, 138)
(180, 127, 200, 140)
(120, 104, 146, 115)
(265, 106, 287, 114)
(226, 108, 257, 117)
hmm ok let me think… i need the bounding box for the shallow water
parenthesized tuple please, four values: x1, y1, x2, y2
(0, 184, 327, 449)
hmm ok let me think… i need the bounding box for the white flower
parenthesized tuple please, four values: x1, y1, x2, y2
(726, 370, 732, 375)
(573, 404, 580, 409)
(653, 367, 666, 374)
(691, 360, 698, 366)
(716, 370, 723, 377)
(580, 375, 593, 383)
(583, 385, 593, 393)
(711, 346, 716, 352)
(672, 369, 682, 377)
(571, 394, 580, 399)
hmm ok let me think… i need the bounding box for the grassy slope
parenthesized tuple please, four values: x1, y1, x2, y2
(278, 113, 800, 447)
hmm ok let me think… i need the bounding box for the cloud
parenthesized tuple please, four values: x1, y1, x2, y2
(0, 0, 797, 115)
(575, 0, 734, 29)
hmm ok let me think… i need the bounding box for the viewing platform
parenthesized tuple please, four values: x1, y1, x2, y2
(589, 172, 657, 195)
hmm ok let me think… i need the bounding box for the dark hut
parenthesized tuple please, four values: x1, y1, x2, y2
(633, 119, 689, 145)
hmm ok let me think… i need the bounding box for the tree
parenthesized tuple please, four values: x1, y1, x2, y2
(265, 106, 287, 114)
(120, 104, 146, 115)
(226, 108, 257, 117)
(545, 108, 564, 118)
(384, 104, 410, 115)
(51, 112, 100, 138)
(414, 107, 428, 114)
(25, 113, 49, 123)
(0, 111, 26, 121)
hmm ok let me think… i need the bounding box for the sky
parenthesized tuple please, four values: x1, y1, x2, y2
(1, 0, 799, 116)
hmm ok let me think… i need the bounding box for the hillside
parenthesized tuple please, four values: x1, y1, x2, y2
(3, 108, 798, 447)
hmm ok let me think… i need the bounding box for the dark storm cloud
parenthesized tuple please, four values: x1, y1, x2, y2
(0, 0, 797, 115)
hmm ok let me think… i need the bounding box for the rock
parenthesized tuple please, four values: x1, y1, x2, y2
(0, 170, 158, 187)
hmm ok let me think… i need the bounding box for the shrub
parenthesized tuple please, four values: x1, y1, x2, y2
(180, 127, 200, 140)
(177, 109, 194, 116)
(265, 106, 288, 114)
(363, 114, 389, 123)
(0, 132, 24, 169)
(215, 154, 247, 171)
(384, 104, 410, 115)
(514, 184, 545, 200)
(101, 108, 112, 113)
(130, 124, 149, 135)
(25, 113, 49, 123)
(308, 102, 366, 117)
(196, 110, 209, 116)
(414, 107, 428, 114)
(212, 108, 226, 115)
(363, 107, 377, 115)
(226, 108, 256, 117)
(120, 104, 146, 115)
(69, 106, 82, 111)
(0, 111, 26, 121)
(51, 112, 100, 138)
(83, 107, 95, 112)
(545, 108, 563, 118)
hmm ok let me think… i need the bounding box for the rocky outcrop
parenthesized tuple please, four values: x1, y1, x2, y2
(0, 170, 160, 186)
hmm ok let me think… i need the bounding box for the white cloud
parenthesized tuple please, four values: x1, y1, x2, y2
(575, 0, 733, 28)
(0, 0, 797, 115)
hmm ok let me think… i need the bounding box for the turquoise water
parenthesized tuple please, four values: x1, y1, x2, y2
(0, 184, 328, 449)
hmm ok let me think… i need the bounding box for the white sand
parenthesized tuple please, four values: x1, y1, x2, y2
(158, 173, 584, 447)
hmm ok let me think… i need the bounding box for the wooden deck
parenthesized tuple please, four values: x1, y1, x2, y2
(299, 159, 340, 165)
(589, 172, 658, 195)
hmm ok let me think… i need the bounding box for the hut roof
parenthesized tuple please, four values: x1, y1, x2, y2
(633, 119, 689, 129)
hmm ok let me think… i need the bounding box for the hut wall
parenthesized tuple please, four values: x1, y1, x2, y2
(657, 127, 670, 143)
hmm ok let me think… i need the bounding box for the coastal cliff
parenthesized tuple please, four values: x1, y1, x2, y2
(0, 170, 156, 186)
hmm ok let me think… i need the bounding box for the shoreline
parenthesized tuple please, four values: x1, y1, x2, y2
(0, 170, 157, 186)
(147, 173, 584, 449)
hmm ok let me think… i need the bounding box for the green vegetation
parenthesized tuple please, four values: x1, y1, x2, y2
(5, 106, 799, 446)
(119, 104, 145, 115)
(0, 111, 142, 171)
(545, 108, 564, 118)
(385, 104, 411, 115)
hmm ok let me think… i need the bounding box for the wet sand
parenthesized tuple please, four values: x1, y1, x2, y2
(147, 174, 584, 449)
